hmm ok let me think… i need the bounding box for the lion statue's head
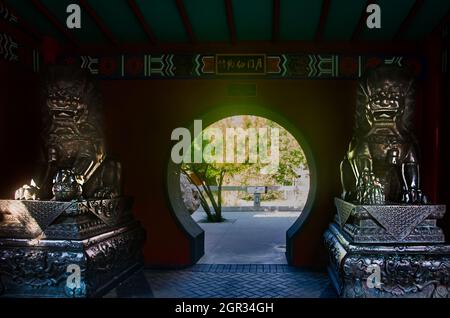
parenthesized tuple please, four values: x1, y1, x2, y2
(354, 65, 416, 138)
(41, 65, 103, 146)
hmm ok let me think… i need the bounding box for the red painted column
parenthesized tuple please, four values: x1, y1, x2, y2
(421, 33, 443, 203)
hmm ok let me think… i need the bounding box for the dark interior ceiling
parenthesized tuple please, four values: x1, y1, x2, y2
(4, 0, 450, 49)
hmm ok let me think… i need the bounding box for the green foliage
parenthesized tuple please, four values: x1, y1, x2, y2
(181, 115, 307, 222)
(223, 116, 307, 187)
(182, 138, 246, 222)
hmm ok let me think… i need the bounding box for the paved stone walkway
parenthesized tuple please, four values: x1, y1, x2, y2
(107, 265, 337, 298)
(193, 211, 300, 264)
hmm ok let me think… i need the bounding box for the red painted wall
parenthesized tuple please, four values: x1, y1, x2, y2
(0, 61, 41, 198)
(441, 76, 450, 238)
(100, 79, 357, 266)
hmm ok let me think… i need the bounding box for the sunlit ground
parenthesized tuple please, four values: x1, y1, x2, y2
(193, 210, 301, 264)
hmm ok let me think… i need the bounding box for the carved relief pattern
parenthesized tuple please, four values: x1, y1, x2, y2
(0, 226, 145, 297)
(335, 198, 354, 227)
(0, 199, 133, 240)
(334, 198, 446, 243)
(0, 200, 74, 238)
(0, 248, 85, 292)
(78, 199, 126, 227)
(341, 254, 450, 298)
(363, 205, 434, 240)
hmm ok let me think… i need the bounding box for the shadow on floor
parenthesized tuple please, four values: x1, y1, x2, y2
(105, 266, 337, 298)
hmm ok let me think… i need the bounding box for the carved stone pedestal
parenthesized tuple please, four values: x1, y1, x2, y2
(0, 198, 146, 297)
(324, 198, 450, 298)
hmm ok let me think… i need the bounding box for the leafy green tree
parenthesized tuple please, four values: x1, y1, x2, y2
(182, 162, 245, 222)
(181, 115, 308, 221)
(181, 136, 246, 222)
(221, 116, 307, 187)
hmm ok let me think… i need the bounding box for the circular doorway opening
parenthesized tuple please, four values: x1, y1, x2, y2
(168, 113, 313, 265)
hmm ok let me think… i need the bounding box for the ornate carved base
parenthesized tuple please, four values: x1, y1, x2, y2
(0, 222, 146, 298)
(324, 223, 450, 298)
(0, 198, 135, 239)
(334, 198, 446, 243)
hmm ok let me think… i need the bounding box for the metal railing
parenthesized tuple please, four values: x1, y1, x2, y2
(205, 185, 304, 211)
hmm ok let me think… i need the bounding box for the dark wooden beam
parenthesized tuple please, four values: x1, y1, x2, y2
(175, 0, 196, 43)
(127, 0, 156, 45)
(431, 8, 450, 37)
(315, 0, 330, 41)
(394, 0, 424, 41)
(0, 16, 39, 48)
(2, 0, 42, 43)
(351, 0, 377, 42)
(225, 0, 236, 44)
(272, 0, 280, 42)
(15, 16, 42, 43)
(30, 0, 78, 46)
(78, 0, 118, 46)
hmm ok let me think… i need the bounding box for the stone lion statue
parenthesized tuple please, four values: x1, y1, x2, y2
(15, 65, 121, 201)
(340, 65, 427, 205)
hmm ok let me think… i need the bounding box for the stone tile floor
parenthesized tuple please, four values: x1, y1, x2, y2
(106, 265, 337, 298)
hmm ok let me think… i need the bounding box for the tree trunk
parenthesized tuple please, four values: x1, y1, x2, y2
(216, 170, 225, 221)
(181, 169, 213, 220)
